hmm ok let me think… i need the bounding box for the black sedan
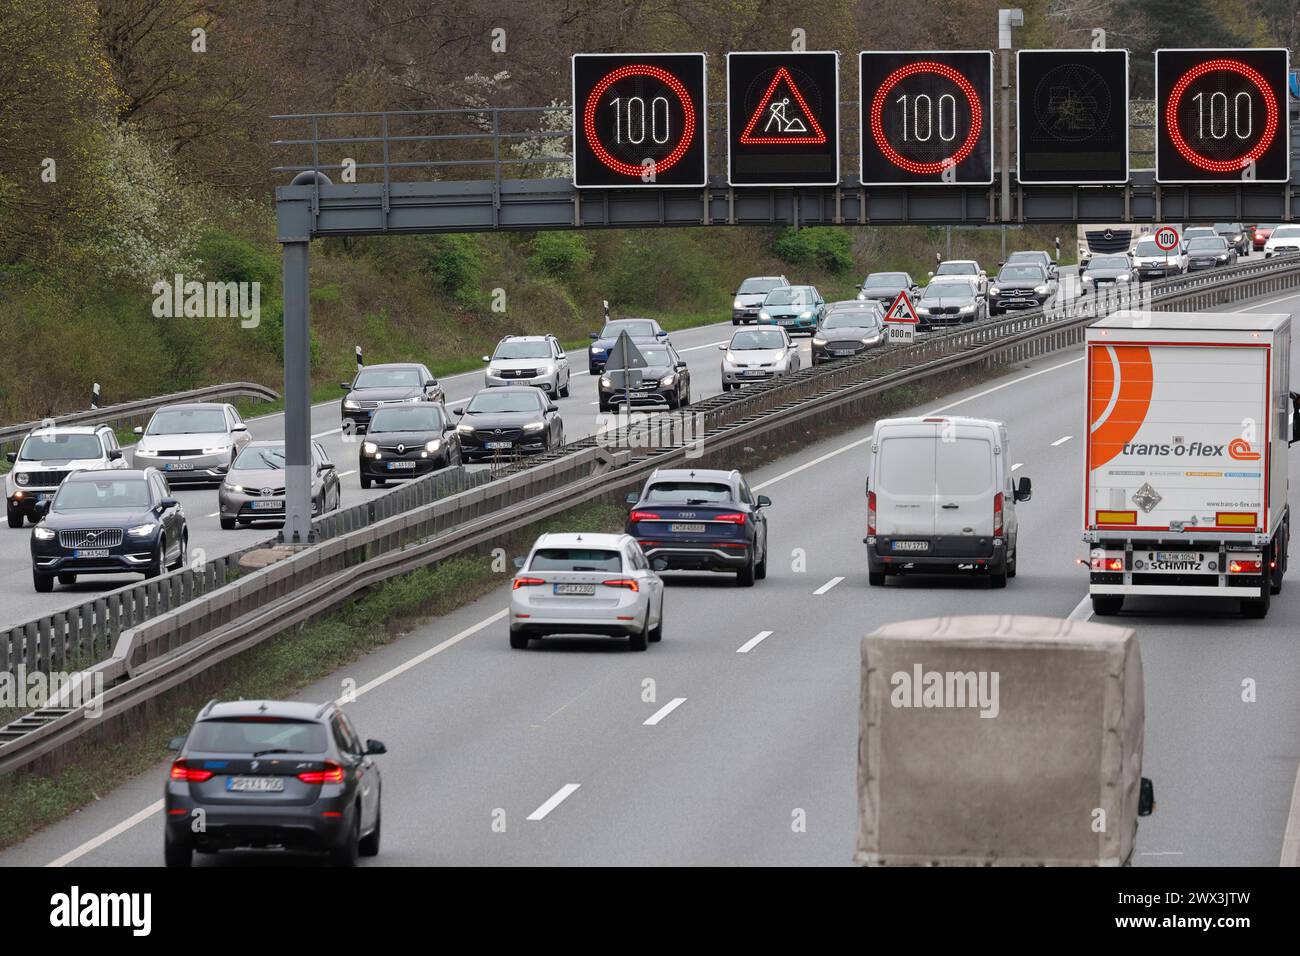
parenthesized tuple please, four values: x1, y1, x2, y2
(916, 280, 987, 328)
(31, 468, 187, 591)
(857, 271, 919, 306)
(1080, 253, 1136, 294)
(164, 699, 386, 867)
(359, 403, 461, 488)
(812, 303, 885, 364)
(588, 318, 669, 374)
(340, 362, 444, 434)
(598, 341, 692, 411)
(452, 386, 564, 460)
(1186, 236, 1238, 272)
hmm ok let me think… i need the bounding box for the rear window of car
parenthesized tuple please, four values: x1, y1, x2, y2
(876, 437, 934, 493)
(529, 548, 623, 572)
(936, 439, 994, 496)
(187, 719, 327, 755)
(643, 481, 733, 504)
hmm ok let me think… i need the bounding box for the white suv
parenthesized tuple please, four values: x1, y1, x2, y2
(6, 424, 127, 527)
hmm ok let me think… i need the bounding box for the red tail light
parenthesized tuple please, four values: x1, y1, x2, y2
(713, 513, 747, 525)
(993, 493, 1004, 536)
(170, 760, 214, 783)
(868, 491, 877, 535)
(629, 511, 661, 522)
(512, 576, 545, 590)
(602, 578, 640, 591)
(1228, 559, 1263, 574)
(1090, 557, 1124, 571)
(298, 761, 345, 784)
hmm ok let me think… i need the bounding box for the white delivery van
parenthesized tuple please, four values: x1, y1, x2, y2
(1084, 310, 1300, 618)
(865, 416, 1031, 587)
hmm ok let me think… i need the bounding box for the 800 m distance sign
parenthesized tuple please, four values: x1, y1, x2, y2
(1156, 48, 1290, 183)
(572, 53, 707, 188)
(727, 51, 840, 186)
(860, 51, 994, 186)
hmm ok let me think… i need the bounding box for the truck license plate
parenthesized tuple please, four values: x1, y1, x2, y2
(1155, 551, 1198, 562)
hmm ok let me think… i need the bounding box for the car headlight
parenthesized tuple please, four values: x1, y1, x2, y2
(33, 526, 55, 540)
(856, 292, 866, 300)
(660, 375, 675, 387)
(916, 306, 931, 315)
(862, 334, 881, 345)
(591, 346, 606, 354)
(362, 442, 378, 455)
(1217, 254, 1229, 262)
(724, 352, 737, 363)
(487, 367, 502, 377)
(523, 422, 546, 432)
(812, 335, 827, 346)
(959, 304, 975, 313)
(1034, 285, 1048, 295)
(15, 472, 28, 486)
(1081, 274, 1094, 283)
(201, 445, 229, 455)
(456, 424, 474, 434)
(799, 311, 812, 319)
(989, 286, 999, 297)
(403, 396, 421, 403)
(733, 298, 744, 309)
(344, 399, 360, 410)
(424, 439, 442, 453)
(758, 311, 770, 320)
(224, 483, 244, 493)
(1117, 273, 1130, 281)
(600, 375, 612, 387)
(127, 522, 157, 537)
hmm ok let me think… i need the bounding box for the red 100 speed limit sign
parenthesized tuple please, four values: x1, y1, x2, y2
(1154, 226, 1180, 251)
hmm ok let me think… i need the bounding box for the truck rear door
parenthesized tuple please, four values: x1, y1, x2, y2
(875, 425, 937, 537)
(934, 427, 997, 538)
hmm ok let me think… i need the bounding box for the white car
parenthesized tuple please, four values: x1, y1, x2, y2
(931, 259, 988, 297)
(132, 402, 251, 485)
(509, 532, 666, 651)
(482, 334, 571, 397)
(719, 326, 800, 390)
(1263, 224, 1300, 258)
(1130, 236, 1187, 279)
(6, 424, 128, 527)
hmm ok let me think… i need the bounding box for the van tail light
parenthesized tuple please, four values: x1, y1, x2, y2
(298, 761, 345, 784)
(170, 760, 214, 783)
(993, 493, 1004, 536)
(602, 578, 640, 592)
(512, 576, 545, 590)
(1228, 559, 1263, 574)
(712, 513, 747, 525)
(629, 511, 661, 522)
(867, 491, 877, 535)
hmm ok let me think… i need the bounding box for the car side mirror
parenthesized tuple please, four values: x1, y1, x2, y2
(231, 423, 247, 432)
(5, 451, 16, 463)
(1014, 476, 1032, 502)
(1138, 777, 1155, 817)
(625, 492, 639, 506)
(512, 556, 526, 570)
(108, 449, 123, 460)
(756, 495, 772, 508)
(717, 344, 727, 351)
(589, 332, 599, 340)
(651, 557, 669, 571)
(1290, 392, 1300, 444)
(319, 461, 336, 471)
(481, 356, 491, 363)
(451, 407, 465, 417)
(340, 382, 352, 389)
(927, 271, 934, 278)
(160, 497, 179, 509)
(364, 739, 388, 756)
(133, 426, 144, 436)
(166, 735, 186, 752)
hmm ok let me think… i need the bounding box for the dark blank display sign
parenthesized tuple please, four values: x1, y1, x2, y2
(726, 52, 840, 186)
(1017, 49, 1129, 185)
(571, 53, 707, 188)
(1156, 48, 1290, 183)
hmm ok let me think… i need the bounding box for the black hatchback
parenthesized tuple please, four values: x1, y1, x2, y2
(164, 699, 387, 867)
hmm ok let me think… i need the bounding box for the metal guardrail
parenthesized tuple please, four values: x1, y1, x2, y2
(4, 255, 1300, 776)
(0, 382, 280, 459)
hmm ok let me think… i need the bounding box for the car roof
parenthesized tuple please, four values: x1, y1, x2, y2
(157, 402, 228, 411)
(648, 468, 739, 484)
(533, 532, 630, 549)
(28, 425, 104, 436)
(743, 275, 787, 281)
(499, 334, 550, 342)
(359, 362, 424, 370)
(64, 468, 151, 482)
(199, 699, 329, 722)
(244, 439, 285, 448)
(938, 259, 979, 266)
(474, 384, 539, 394)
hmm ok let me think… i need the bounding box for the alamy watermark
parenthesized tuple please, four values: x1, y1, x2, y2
(890, 663, 999, 718)
(152, 274, 260, 328)
(0, 666, 104, 718)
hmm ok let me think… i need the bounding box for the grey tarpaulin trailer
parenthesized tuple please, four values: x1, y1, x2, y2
(856, 615, 1153, 866)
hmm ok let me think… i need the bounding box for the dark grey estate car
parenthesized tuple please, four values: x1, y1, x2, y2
(164, 699, 387, 867)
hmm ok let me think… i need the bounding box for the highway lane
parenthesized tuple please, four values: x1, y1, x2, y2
(6, 272, 1296, 868)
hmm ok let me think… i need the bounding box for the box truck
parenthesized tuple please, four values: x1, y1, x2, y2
(1084, 310, 1300, 618)
(855, 615, 1153, 866)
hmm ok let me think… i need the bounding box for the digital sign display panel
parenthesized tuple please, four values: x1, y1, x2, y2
(1017, 49, 1129, 184)
(727, 51, 840, 186)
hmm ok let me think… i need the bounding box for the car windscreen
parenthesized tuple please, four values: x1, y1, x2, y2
(1090, 255, 1129, 270)
(187, 718, 327, 755)
(1187, 238, 1227, 252)
(764, 288, 809, 306)
(922, 283, 973, 300)
(353, 367, 422, 388)
(730, 330, 786, 350)
(822, 311, 882, 329)
(863, 273, 906, 288)
(738, 278, 783, 294)
(494, 341, 552, 359)
(465, 391, 541, 413)
(632, 347, 671, 367)
(642, 481, 733, 504)
(936, 262, 977, 275)
(146, 408, 227, 434)
(529, 548, 622, 572)
(997, 265, 1044, 282)
(936, 439, 994, 496)
(601, 321, 656, 338)
(1270, 226, 1300, 239)
(53, 478, 151, 510)
(232, 446, 285, 470)
(1133, 240, 1165, 256)
(19, 433, 102, 460)
(1006, 252, 1045, 265)
(1212, 223, 1242, 232)
(1183, 228, 1215, 239)
(369, 405, 446, 432)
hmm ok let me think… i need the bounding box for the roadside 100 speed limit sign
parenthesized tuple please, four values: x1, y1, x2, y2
(572, 53, 708, 188)
(1154, 226, 1180, 251)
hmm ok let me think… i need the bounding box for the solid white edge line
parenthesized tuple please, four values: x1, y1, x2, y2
(736, 630, 774, 653)
(813, 576, 845, 595)
(643, 697, 687, 726)
(1011, 462, 1023, 471)
(346, 609, 507, 702)
(1067, 595, 1093, 622)
(526, 783, 580, 821)
(46, 799, 164, 868)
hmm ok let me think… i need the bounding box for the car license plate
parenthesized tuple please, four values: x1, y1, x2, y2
(485, 441, 513, 450)
(387, 461, 417, 470)
(1155, 551, 1198, 563)
(226, 776, 285, 793)
(830, 349, 854, 356)
(553, 583, 595, 595)
(164, 462, 194, 471)
(891, 540, 930, 552)
(73, 548, 110, 558)
(670, 523, 706, 533)
(743, 370, 765, 377)
(251, 500, 283, 511)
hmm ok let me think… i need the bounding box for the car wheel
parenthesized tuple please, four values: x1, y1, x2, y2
(145, 537, 165, 579)
(559, 380, 570, 399)
(58, 572, 77, 586)
(648, 606, 663, 643)
(360, 474, 372, 489)
(868, 570, 886, 587)
(680, 384, 691, 407)
(1007, 545, 1017, 579)
(164, 830, 192, 868)
(509, 629, 530, 650)
(1271, 531, 1286, 595)
(220, 517, 235, 530)
(1091, 595, 1123, 616)
(358, 807, 381, 858)
(330, 813, 360, 867)
(628, 617, 649, 651)
(33, 570, 54, 593)
(755, 545, 767, 580)
(737, 554, 756, 587)
(6, 510, 22, 529)
(169, 531, 188, 570)
(732, 317, 740, 325)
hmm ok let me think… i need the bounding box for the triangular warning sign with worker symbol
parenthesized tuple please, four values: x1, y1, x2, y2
(739, 67, 828, 145)
(885, 290, 919, 324)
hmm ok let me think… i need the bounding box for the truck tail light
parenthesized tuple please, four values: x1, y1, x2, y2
(993, 493, 1003, 537)
(868, 491, 876, 535)
(1228, 559, 1262, 574)
(1091, 557, 1124, 571)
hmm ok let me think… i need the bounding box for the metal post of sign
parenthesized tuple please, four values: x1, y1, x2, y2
(280, 238, 313, 545)
(998, 9, 1023, 225)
